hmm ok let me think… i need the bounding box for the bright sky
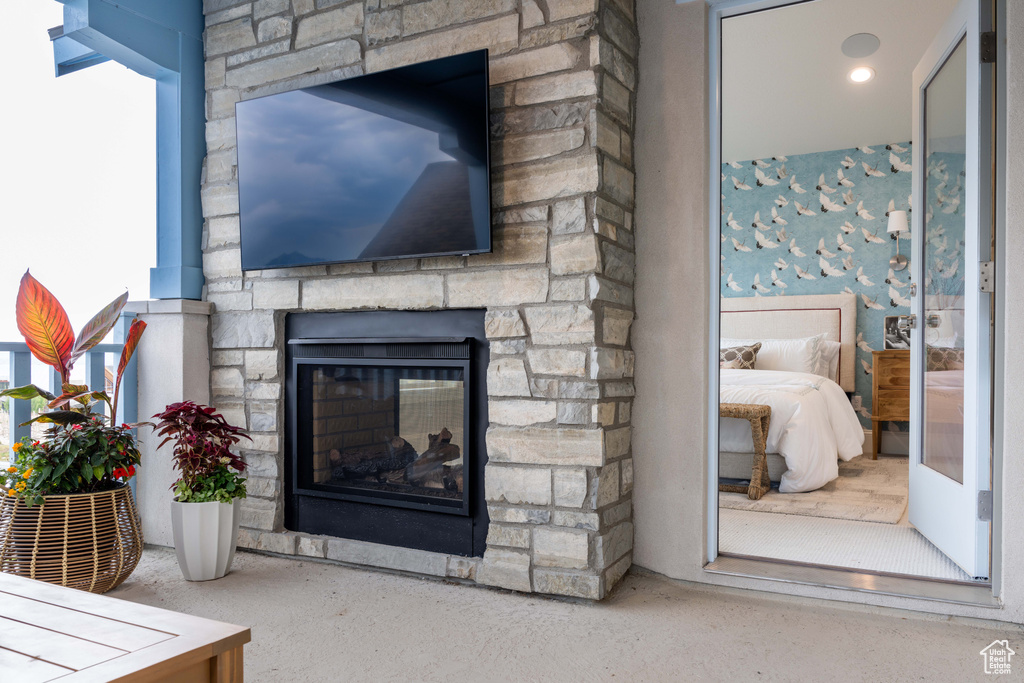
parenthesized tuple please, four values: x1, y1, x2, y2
(1, 4, 155, 357)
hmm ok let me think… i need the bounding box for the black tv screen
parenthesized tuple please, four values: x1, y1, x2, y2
(235, 50, 491, 270)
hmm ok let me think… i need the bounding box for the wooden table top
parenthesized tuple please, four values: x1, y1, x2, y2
(0, 572, 250, 683)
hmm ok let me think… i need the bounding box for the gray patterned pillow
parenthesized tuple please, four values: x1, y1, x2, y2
(720, 343, 761, 370)
(927, 347, 965, 371)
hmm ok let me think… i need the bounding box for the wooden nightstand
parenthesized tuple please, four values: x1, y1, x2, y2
(871, 349, 910, 459)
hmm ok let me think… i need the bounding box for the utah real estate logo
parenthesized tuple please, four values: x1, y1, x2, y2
(980, 640, 1015, 675)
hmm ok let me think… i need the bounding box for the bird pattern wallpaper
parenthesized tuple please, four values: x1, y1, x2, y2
(922, 150, 967, 309)
(720, 141, 922, 427)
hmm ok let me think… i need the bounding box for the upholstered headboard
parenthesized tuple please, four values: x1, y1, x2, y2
(720, 293, 857, 392)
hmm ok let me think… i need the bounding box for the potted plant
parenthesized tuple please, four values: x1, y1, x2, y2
(152, 401, 249, 581)
(0, 271, 146, 593)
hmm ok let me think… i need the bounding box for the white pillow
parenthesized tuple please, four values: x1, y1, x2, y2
(928, 334, 959, 349)
(820, 340, 841, 383)
(721, 334, 827, 376)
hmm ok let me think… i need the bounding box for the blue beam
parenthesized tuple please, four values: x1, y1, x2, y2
(51, 29, 110, 77)
(52, 0, 206, 300)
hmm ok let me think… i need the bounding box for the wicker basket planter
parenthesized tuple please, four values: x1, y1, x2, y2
(0, 484, 142, 593)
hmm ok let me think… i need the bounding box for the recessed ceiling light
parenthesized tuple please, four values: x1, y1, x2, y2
(848, 67, 875, 83)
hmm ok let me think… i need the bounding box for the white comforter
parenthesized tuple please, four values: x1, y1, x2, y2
(720, 369, 865, 493)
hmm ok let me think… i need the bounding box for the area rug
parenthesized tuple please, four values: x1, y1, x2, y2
(719, 456, 908, 524)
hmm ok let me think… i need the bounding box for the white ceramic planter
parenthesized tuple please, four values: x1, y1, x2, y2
(170, 498, 240, 581)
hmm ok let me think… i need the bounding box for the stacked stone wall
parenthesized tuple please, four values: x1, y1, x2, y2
(202, 0, 638, 598)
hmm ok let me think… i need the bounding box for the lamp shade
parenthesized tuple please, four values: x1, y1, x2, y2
(887, 210, 909, 234)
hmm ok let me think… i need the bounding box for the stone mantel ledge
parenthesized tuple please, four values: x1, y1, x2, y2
(236, 528, 480, 580)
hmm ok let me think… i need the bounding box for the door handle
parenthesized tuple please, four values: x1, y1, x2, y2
(898, 315, 917, 331)
(926, 314, 942, 328)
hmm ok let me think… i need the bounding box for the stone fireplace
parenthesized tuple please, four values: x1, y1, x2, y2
(202, 0, 638, 599)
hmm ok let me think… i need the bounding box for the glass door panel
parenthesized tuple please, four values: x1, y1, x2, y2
(921, 38, 967, 484)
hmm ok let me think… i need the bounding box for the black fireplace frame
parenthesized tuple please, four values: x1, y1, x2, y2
(284, 310, 489, 557)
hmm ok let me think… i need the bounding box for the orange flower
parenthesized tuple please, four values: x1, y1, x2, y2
(5, 489, 15, 497)
(22, 469, 33, 479)
(11, 443, 21, 452)
(5, 467, 15, 474)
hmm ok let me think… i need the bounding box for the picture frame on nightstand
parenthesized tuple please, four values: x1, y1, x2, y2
(884, 315, 911, 350)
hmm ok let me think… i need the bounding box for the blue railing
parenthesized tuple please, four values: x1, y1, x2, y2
(1, 313, 138, 451)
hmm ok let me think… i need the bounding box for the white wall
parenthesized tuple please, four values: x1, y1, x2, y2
(633, 0, 709, 578)
(633, 0, 1024, 623)
(996, 0, 1024, 624)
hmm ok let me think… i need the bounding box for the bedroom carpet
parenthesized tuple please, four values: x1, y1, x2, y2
(718, 507, 976, 582)
(719, 455, 908, 524)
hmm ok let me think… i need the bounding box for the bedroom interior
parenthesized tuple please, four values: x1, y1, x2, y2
(715, 0, 985, 582)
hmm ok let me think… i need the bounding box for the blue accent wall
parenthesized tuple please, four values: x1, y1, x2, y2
(720, 142, 915, 426)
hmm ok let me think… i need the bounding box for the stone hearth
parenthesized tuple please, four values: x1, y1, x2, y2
(201, 0, 637, 599)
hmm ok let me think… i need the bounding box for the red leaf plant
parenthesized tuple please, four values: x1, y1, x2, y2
(1, 271, 145, 428)
(152, 402, 250, 504)
(1, 272, 146, 505)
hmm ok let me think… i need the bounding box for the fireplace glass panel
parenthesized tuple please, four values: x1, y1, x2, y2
(300, 363, 467, 506)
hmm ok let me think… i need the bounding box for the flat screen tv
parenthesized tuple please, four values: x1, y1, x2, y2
(235, 50, 491, 270)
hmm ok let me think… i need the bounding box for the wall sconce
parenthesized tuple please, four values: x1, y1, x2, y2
(888, 210, 909, 271)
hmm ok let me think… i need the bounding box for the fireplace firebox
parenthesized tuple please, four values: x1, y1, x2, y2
(296, 352, 470, 513)
(285, 310, 488, 556)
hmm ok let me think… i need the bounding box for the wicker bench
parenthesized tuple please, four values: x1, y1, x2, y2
(718, 403, 772, 501)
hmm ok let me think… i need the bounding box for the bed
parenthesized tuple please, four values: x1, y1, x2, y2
(719, 293, 865, 493)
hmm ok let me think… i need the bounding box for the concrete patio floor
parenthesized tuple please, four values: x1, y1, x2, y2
(109, 548, 1021, 682)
